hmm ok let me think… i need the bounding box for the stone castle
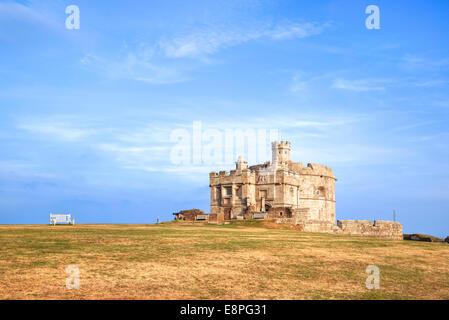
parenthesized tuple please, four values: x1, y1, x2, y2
(207, 141, 403, 240)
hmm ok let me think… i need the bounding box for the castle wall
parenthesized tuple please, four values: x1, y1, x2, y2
(299, 221, 335, 233)
(298, 199, 335, 223)
(208, 212, 224, 224)
(336, 220, 403, 240)
(266, 207, 292, 219)
(273, 217, 402, 240)
(295, 172, 336, 223)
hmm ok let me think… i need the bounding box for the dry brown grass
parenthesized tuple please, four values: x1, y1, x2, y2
(0, 222, 448, 300)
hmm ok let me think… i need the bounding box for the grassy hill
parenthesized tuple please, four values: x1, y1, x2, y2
(0, 222, 448, 300)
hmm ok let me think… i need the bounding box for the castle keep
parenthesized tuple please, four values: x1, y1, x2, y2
(209, 141, 336, 223)
(208, 141, 402, 240)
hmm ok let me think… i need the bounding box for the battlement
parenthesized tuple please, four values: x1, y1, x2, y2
(211, 144, 335, 179)
(272, 140, 291, 148)
(298, 163, 335, 179)
(272, 140, 291, 164)
(209, 168, 253, 178)
(248, 161, 272, 172)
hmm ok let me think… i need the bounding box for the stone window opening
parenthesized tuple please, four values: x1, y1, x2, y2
(236, 186, 242, 198)
(316, 186, 326, 196)
(215, 187, 221, 200)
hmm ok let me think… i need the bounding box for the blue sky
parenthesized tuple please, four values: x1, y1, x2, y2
(0, 0, 448, 237)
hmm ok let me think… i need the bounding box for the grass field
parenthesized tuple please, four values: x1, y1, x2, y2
(0, 221, 448, 300)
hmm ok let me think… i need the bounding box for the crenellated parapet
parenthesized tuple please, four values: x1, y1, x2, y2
(277, 140, 291, 148)
(298, 163, 336, 180)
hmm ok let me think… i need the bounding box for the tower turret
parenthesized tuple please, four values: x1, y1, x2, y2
(236, 155, 248, 170)
(272, 141, 291, 166)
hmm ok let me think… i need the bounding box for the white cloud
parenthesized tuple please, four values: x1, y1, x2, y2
(82, 21, 328, 84)
(159, 22, 327, 59)
(433, 100, 449, 108)
(80, 53, 188, 85)
(411, 80, 448, 87)
(97, 143, 170, 164)
(390, 121, 437, 133)
(331, 78, 387, 92)
(0, 160, 56, 179)
(401, 54, 449, 71)
(291, 70, 448, 94)
(289, 71, 335, 92)
(417, 132, 449, 142)
(18, 122, 91, 141)
(0, 1, 61, 29)
(18, 112, 410, 182)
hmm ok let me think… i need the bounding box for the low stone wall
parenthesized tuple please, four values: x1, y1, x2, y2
(267, 207, 292, 219)
(290, 208, 310, 221)
(298, 220, 335, 233)
(275, 217, 294, 224)
(208, 206, 403, 240)
(275, 218, 334, 233)
(336, 220, 402, 240)
(274, 216, 403, 240)
(208, 213, 225, 224)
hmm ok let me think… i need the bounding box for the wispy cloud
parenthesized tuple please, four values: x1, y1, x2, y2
(159, 22, 327, 59)
(401, 54, 449, 71)
(0, 1, 61, 29)
(411, 79, 448, 87)
(331, 78, 387, 92)
(90, 114, 364, 179)
(18, 121, 92, 142)
(18, 116, 97, 142)
(417, 132, 449, 142)
(390, 121, 437, 133)
(291, 71, 448, 94)
(15, 112, 372, 181)
(290, 71, 335, 92)
(82, 21, 328, 84)
(433, 99, 449, 108)
(0, 160, 56, 179)
(80, 52, 189, 85)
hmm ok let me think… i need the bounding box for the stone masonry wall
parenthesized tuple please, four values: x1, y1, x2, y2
(274, 216, 403, 240)
(208, 212, 224, 224)
(336, 220, 403, 240)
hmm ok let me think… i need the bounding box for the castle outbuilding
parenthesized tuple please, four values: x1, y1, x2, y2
(208, 141, 403, 240)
